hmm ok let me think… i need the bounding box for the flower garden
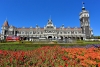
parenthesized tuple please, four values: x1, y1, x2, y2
(0, 44, 100, 67)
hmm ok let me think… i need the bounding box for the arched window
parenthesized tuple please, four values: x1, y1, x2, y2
(84, 14, 86, 17)
(75, 32, 77, 34)
(38, 32, 39, 34)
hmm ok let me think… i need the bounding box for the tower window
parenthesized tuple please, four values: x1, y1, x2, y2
(84, 14, 86, 17)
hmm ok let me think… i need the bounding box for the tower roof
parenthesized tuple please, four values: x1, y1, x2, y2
(82, 7, 85, 10)
(3, 20, 9, 27)
(48, 19, 52, 24)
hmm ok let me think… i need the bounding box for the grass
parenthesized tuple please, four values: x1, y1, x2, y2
(0, 44, 41, 51)
(0, 40, 100, 50)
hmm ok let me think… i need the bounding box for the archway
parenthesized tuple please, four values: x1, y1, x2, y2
(48, 36, 52, 39)
(68, 37, 71, 39)
(24, 37, 27, 40)
(60, 36, 63, 40)
(73, 37, 75, 39)
(54, 37, 55, 40)
(81, 37, 83, 40)
(76, 37, 79, 40)
(65, 37, 68, 39)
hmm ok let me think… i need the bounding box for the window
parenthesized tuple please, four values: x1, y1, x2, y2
(84, 14, 86, 17)
(68, 32, 70, 34)
(19, 31, 21, 34)
(75, 32, 77, 34)
(71, 31, 74, 34)
(22, 31, 24, 34)
(79, 31, 81, 33)
(30, 32, 32, 34)
(33, 31, 36, 34)
(48, 31, 50, 33)
(25, 32, 27, 34)
(47, 26, 53, 28)
(9, 31, 12, 34)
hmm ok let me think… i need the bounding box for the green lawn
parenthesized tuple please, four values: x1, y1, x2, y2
(0, 41, 100, 51)
(0, 44, 41, 51)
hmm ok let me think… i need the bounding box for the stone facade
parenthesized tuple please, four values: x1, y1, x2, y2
(0, 3, 93, 41)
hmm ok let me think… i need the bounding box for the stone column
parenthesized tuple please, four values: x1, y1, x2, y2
(55, 36, 57, 40)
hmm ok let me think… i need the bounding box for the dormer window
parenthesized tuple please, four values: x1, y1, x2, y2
(30, 26, 32, 28)
(22, 27, 25, 28)
(68, 26, 70, 29)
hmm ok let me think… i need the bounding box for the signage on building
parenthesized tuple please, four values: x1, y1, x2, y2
(6, 36, 20, 41)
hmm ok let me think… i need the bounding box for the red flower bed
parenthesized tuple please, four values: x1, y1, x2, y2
(0, 46, 100, 67)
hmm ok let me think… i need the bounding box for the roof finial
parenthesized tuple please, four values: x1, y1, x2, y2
(62, 24, 64, 27)
(5, 16, 8, 22)
(36, 24, 38, 27)
(82, 2, 85, 7)
(50, 15, 51, 19)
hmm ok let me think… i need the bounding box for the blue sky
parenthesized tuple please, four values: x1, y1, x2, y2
(0, 0, 100, 36)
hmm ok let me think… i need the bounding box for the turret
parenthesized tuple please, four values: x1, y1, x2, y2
(79, 2, 91, 39)
(1, 19, 9, 40)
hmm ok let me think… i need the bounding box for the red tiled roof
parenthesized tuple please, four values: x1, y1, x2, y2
(17, 27, 82, 31)
(17, 28, 35, 31)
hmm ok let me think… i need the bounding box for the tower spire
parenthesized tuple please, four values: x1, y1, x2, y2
(82, 2, 85, 7)
(82, 2, 85, 10)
